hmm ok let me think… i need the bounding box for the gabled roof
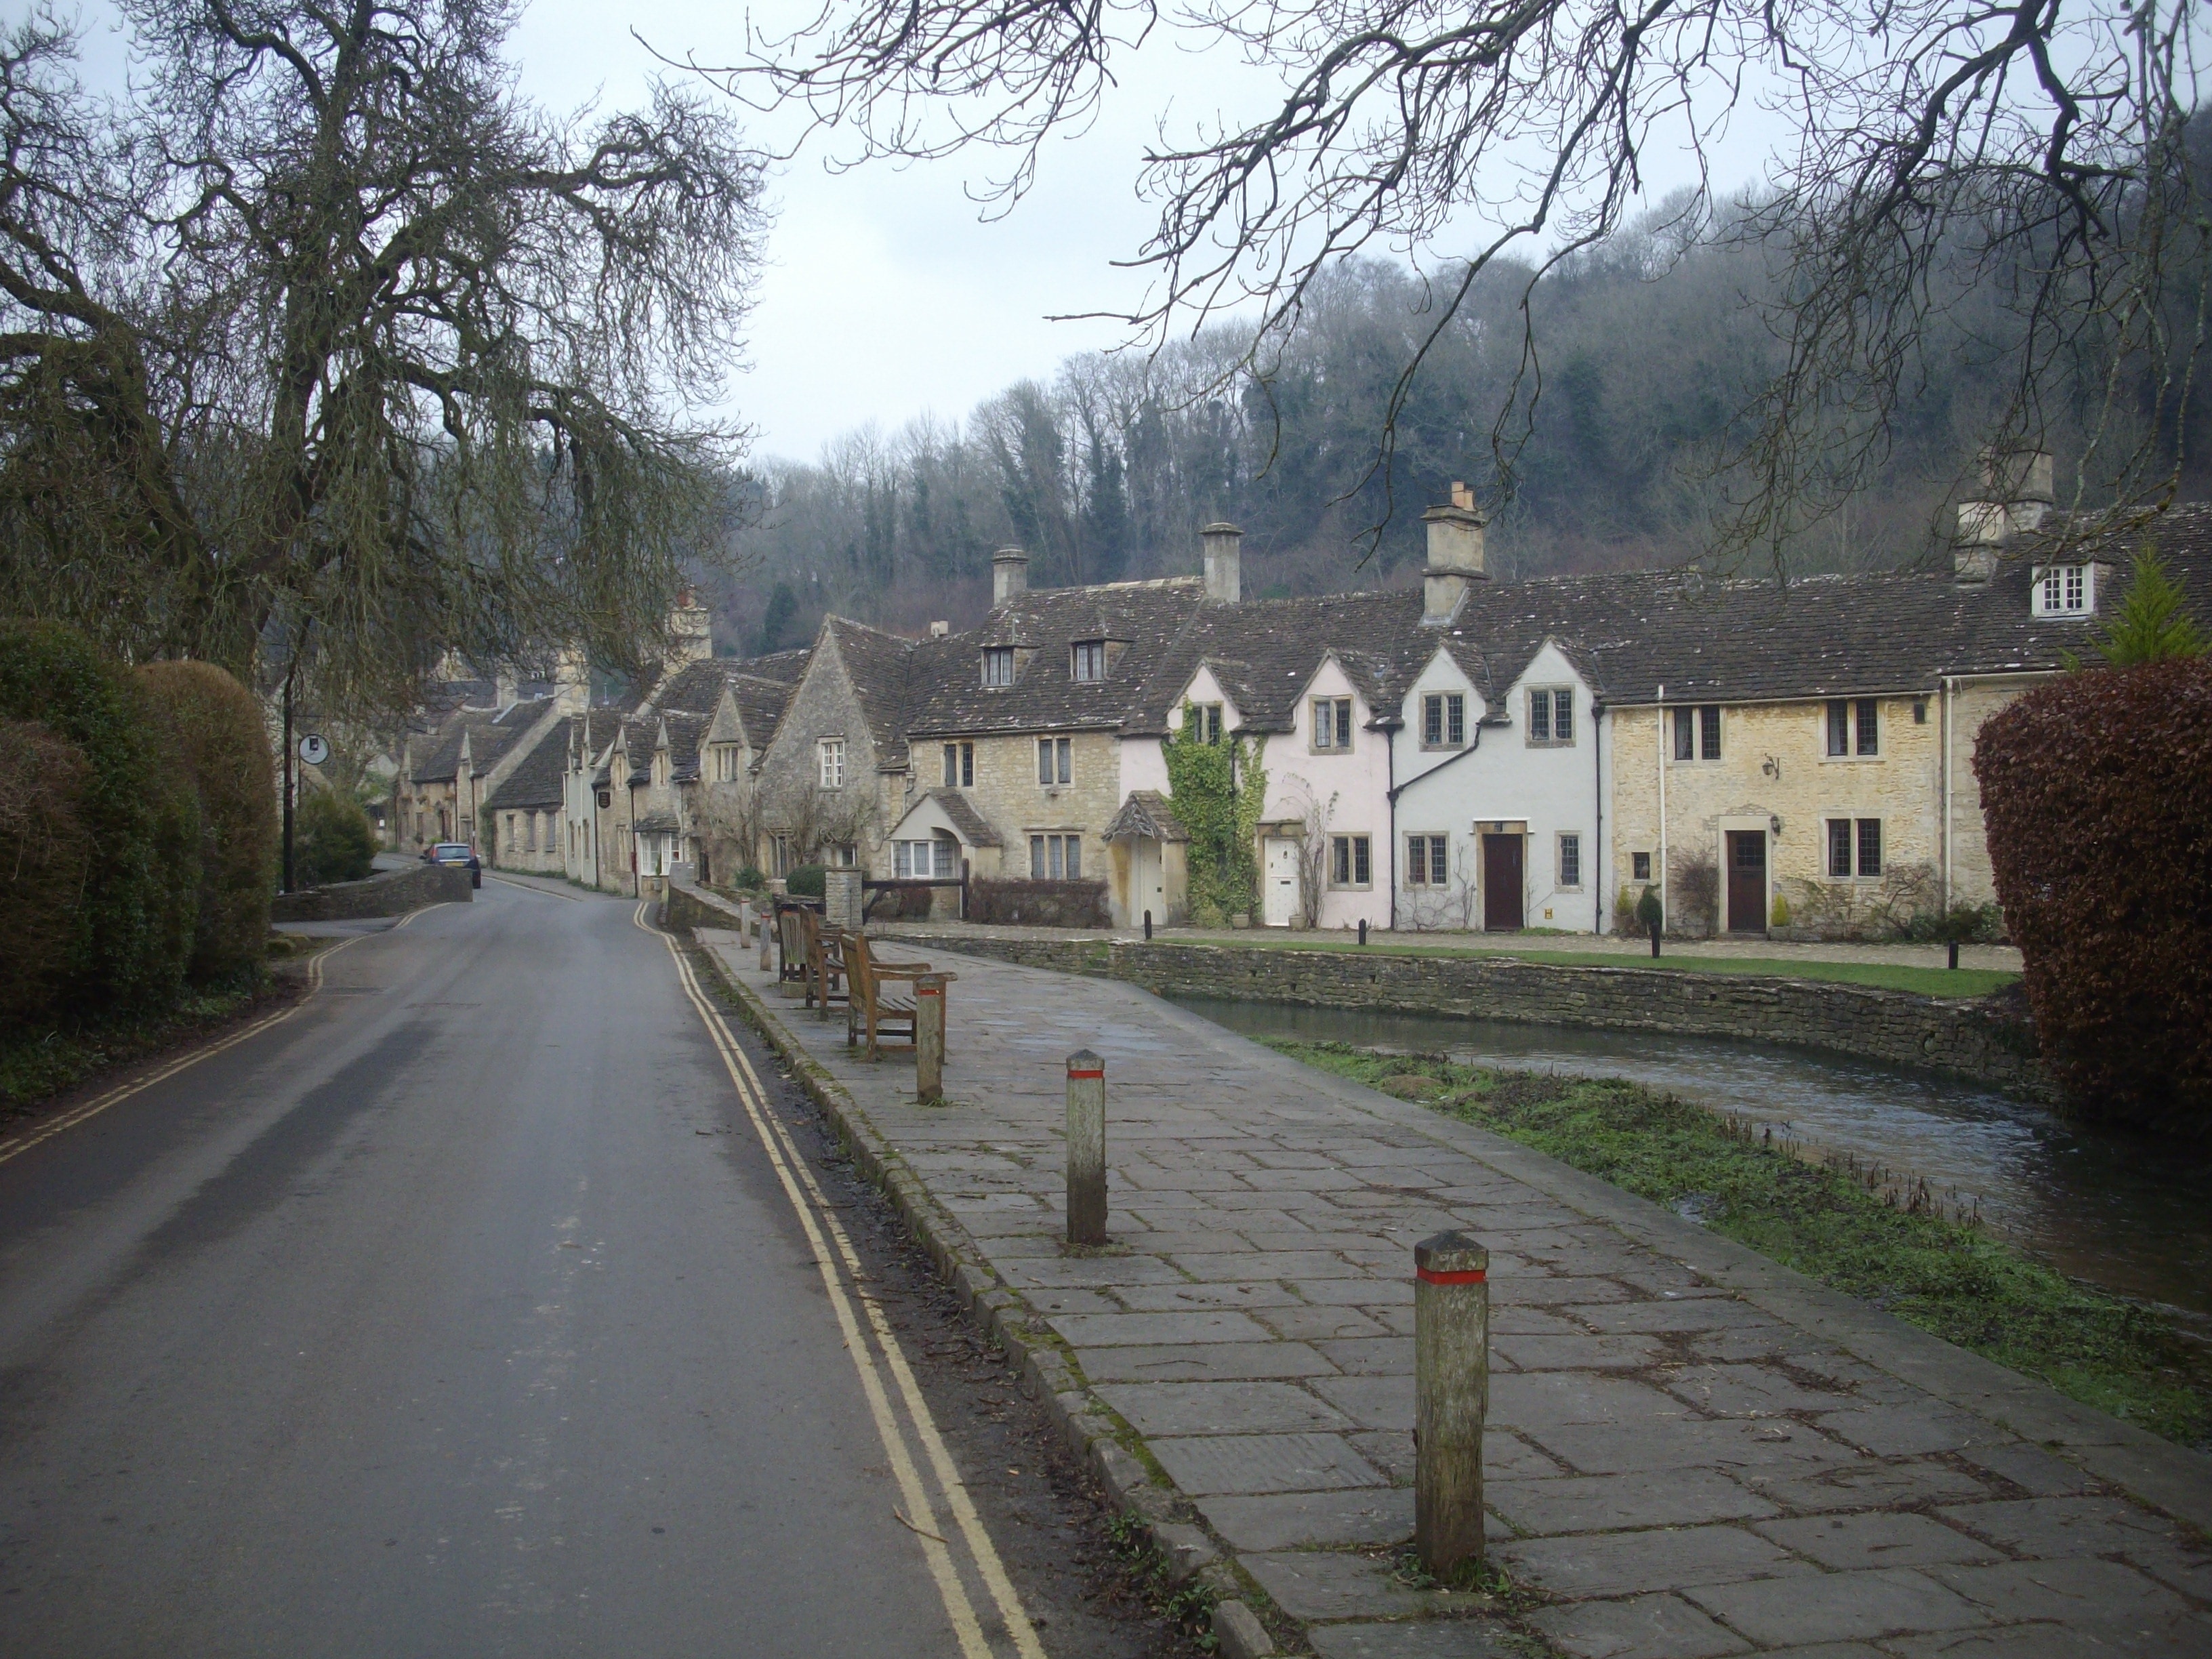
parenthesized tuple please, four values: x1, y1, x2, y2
(823, 616, 938, 768)
(1103, 790, 1188, 843)
(909, 579, 1207, 738)
(485, 716, 575, 812)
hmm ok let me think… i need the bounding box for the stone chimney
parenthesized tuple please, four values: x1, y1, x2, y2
(552, 644, 590, 714)
(928, 620, 950, 638)
(1954, 448, 2054, 582)
(992, 547, 1030, 606)
(668, 587, 714, 664)
(1202, 523, 1243, 605)
(1421, 482, 1488, 624)
(494, 667, 518, 707)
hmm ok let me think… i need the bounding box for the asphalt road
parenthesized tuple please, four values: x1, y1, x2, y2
(0, 878, 1163, 1658)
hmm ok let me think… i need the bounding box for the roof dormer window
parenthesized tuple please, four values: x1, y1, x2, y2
(2034, 563, 2093, 617)
(982, 647, 1017, 688)
(1071, 640, 1107, 682)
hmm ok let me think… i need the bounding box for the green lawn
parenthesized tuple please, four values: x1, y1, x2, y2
(1166, 933, 2017, 998)
(1265, 1038, 2210, 1451)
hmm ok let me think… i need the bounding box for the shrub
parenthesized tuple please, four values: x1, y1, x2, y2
(139, 661, 277, 983)
(293, 788, 377, 886)
(1668, 851, 1719, 935)
(0, 719, 94, 1026)
(0, 621, 199, 1014)
(1975, 659, 2212, 1134)
(732, 865, 766, 890)
(968, 878, 1111, 927)
(783, 862, 827, 897)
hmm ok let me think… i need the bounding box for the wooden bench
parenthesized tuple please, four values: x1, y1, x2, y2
(773, 901, 813, 994)
(842, 931, 941, 1061)
(798, 906, 850, 1019)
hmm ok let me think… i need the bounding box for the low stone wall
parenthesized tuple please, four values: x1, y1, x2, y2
(664, 881, 749, 934)
(873, 930, 2052, 1101)
(270, 862, 472, 922)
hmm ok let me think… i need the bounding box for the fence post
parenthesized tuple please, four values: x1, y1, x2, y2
(916, 974, 947, 1103)
(1065, 1049, 1107, 1245)
(1143, 909, 1152, 941)
(1415, 1229, 1489, 1580)
(758, 905, 773, 973)
(1358, 917, 1368, 947)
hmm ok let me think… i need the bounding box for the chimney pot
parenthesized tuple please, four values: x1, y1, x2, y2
(1420, 495, 1488, 624)
(1202, 522, 1242, 605)
(992, 547, 1030, 605)
(1954, 447, 2054, 581)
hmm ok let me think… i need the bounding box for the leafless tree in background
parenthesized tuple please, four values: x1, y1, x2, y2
(0, 0, 765, 716)
(693, 0, 2209, 565)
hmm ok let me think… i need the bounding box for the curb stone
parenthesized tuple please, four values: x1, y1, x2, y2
(691, 937, 1292, 1653)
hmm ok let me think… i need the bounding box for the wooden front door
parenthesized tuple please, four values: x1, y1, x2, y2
(1482, 834, 1524, 931)
(1726, 830, 1767, 934)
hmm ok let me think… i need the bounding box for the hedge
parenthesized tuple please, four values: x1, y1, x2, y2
(0, 622, 199, 1015)
(294, 788, 378, 886)
(139, 661, 277, 983)
(1974, 659, 2212, 1134)
(968, 877, 1111, 928)
(0, 718, 94, 1025)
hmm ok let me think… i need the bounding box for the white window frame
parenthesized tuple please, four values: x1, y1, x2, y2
(2034, 563, 2093, 617)
(1557, 832, 1583, 891)
(1526, 687, 1575, 747)
(817, 737, 846, 790)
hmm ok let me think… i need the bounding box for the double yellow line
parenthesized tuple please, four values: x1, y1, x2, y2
(637, 903, 1046, 1659)
(0, 904, 451, 1170)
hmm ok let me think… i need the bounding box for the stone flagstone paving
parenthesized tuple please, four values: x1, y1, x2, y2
(705, 933, 2211, 1658)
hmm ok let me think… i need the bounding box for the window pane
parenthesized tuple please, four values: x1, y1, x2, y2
(1031, 836, 1046, 878)
(1559, 834, 1580, 888)
(1431, 837, 1449, 886)
(1313, 699, 1330, 747)
(1447, 695, 1465, 745)
(1353, 836, 1371, 886)
(1065, 837, 1081, 879)
(1038, 739, 1052, 784)
(1858, 819, 1883, 877)
(1700, 705, 1722, 760)
(1528, 689, 1550, 742)
(894, 842, 911, 878)
(1856, 699, 1879, 756)
(1674, 707, 1695, 760)
(1058, 738, 1071, 785)
(1332, 836, 1349, 884)
(2066, 566, 2085, 609)
(944, 745, 958, 787)
(1828, 819, 1851, 877)
(1423, 696, 1441, 745)
(1555, 689, 1574, 744)
(1206, 705, 1221, 744)
(1405, 836, 1425, 884)
(1048, 836, 1063, 879)
(1828, 701, 1849, 756)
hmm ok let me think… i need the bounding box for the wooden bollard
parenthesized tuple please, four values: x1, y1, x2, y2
(1415, 1229, 1489, 1579)
(1065, 1049, 1107, 1245)
(916, 973, 947, 1103)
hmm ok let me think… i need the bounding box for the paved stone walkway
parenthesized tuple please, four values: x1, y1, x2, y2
(703, 932, 2207, 1658)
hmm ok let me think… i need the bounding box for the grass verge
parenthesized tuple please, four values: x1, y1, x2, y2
(1176, 935, 2016, 997)
(1267, 1037, 2212, 1452)
(0, 971, 281, 1122)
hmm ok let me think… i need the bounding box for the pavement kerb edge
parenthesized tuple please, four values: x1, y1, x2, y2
(690, 941, 1290, 1652)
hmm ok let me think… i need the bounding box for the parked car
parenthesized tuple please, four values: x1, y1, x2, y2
(430, 842, 473, 865)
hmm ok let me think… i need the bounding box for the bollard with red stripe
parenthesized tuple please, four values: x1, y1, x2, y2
(1065, 1049, 1107, 1245)
(915, 973, 948, 1103)
(1414, 1229, 1489, 1578)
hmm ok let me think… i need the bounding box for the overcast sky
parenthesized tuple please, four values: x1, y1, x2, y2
(64, 0, 1768, 464)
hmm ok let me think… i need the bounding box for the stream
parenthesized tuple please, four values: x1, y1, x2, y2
(1167, 994, 2212, 1322)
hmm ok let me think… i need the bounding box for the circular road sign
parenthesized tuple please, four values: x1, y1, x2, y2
(299, 733, 330, 766)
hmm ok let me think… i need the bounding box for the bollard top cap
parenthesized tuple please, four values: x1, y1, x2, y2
(1067, 1048, 1104, 1071)
(1414, 1230, 1488, 1276)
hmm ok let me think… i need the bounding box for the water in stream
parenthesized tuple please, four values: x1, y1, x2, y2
(1168, 994, 2212, 1322)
